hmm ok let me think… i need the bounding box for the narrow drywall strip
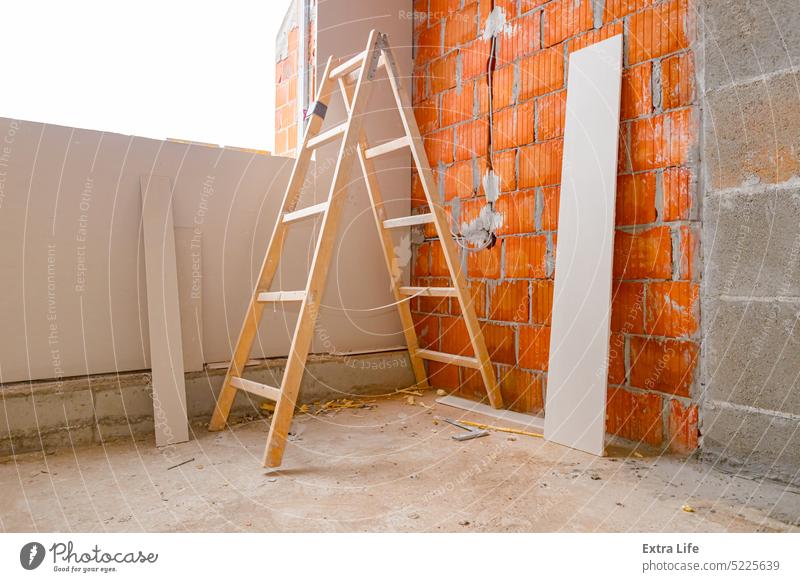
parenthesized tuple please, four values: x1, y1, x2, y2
(141, 175, 189, 447)
(543, 36, 623, 456)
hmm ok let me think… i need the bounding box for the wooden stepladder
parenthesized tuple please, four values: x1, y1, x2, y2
(209, 30, 503, 468)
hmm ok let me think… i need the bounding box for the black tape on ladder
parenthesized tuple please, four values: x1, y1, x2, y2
(306, 101, 328, 120)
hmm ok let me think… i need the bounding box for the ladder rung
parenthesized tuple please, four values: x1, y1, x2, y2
(400, 286, 457, 297)
(307, 123, 347, 150)
(257, 290, 307, 302)
(230, 377, 281, 401)
(330, 50, 366, 79)
(283, 201, 329, 223)
(383, 213, 435, 229)
(416, 349, 480, 369)
(364, 136, 410, 159)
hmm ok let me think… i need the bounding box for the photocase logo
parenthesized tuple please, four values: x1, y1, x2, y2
(19, 542, 46, 570)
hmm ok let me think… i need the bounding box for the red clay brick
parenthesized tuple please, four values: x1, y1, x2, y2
(667, 398, 699, 454)
(662, 53, 695, 110)
(429, 0, 460, 21)
(493, 106, 516, 151)
(567, 22, 624, 53)
(495, 189, 536, 235)
(424, 128, 454, 166)
(613, 226, 673, 279)
(445, 160, 475, 200)
(627, 0, 690, 65)
(499, 367, 544, 413)
(489, 280, 530, 322)
(481, 322, 516, 365)
(519, 139, 563, 188)
(645, 281, 699, 338)
(629, 109, 693, 171)
(493, 150, 517, 192)
(430, 52, 458, 94)
(519, 325, 550, 370)
(629, 336, 698, 397)
(455, 117, 489, 160)
(444, 2, 478, 52)
(520, 0, 549, 12)
(415, 98, 439, 134)
(505, 235, 548, 278)
(536, 90, 566, 141)
(498, 11, 541, 65)
(492, 65, 516, 110)
(678, 224, 699, 280)
(530, 280, 554, 325)
(603, 0, 653, 22)
(428, 360, 460, 389)
(430, 242, 450, 277)
(616, 172, 657, 226)
(621, 62, 652, 120)
(417, 21, 443, 65)
(541, 186, 559, 230)
(440, 315, 471, 355)
(461, 38, 491, 80)
(543, 0, 594, 48)
(611, 281, 645, 334)
(414, 242, 432, 277)
(663, 166, 692, 221)
(606, 387, 663, 446)
(441, 86, 474, 127)
(467, 242, 502, 278)
(519, 48, 564, 101)
(413, 312, 440, 350)
(608, 332, 627, 385)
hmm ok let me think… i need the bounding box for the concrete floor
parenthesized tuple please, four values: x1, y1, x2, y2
(1, 393, 798, 532)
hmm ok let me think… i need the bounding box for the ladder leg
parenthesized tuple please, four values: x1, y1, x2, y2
(263, 31, 381, 467)
(209, 57, 339, 432)
(379, 37, 504, 409)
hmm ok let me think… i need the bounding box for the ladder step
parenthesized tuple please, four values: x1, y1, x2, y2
(283, 201, 329, 223)
(257, 290, 307, 302)
(364, 136, 410, 159)
(416, 349, 480, 369)
(383, 213, 435, 229)
(230, 377, 281, 401)
(307, 123, 347, 150)
(400, 286, 457, 297)
(330, 50, 366, 79)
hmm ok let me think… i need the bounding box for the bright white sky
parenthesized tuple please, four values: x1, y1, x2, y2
(1, 0, 293, 152)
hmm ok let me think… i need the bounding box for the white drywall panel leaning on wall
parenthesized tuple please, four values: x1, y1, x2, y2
(312, 0, 414, 352)
(543, 35, 623, 456)
(0, 117, 410, 384)
(140, 175, 189, 446)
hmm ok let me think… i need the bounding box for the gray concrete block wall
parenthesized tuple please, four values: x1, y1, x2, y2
(700, 0, 800, 485)
(0, 350, 415, 458)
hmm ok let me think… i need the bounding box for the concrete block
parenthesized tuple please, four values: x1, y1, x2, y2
(702, 401, 800, 487)
(0, 383, 95, 438)
(704, 71, 800, 190)
(704, 188, 800, 297)
(704, 298, 800, 416)
(703, 0, 800, 90)
(92, 376, 154, 421)
(301, 351, 415, 402)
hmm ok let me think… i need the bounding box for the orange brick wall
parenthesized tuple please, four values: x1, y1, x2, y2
(275, 23, 300, 156)
(411, 0, 700, 453)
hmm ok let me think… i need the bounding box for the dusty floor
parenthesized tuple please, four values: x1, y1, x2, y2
(1, 393, 798, 532)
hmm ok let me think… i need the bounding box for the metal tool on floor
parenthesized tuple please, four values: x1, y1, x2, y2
(443, 418, 490, 441)
(208, 30, 503, 469)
